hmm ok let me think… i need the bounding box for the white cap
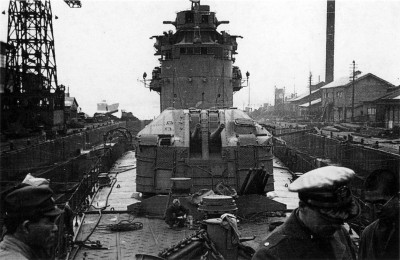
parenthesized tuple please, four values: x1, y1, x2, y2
(289, 166, 355, 192)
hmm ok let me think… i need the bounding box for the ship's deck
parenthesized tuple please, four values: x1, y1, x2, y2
(70, 151, 297, 260)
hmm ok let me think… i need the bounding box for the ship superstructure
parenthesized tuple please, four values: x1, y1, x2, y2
(136, 0, 273, 195)
(149, 0, 243, 111)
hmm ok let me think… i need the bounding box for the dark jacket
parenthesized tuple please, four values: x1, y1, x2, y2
(252, 210, 357, 260)
(165, 205, 188, 222)
(358, 219, 399, 260)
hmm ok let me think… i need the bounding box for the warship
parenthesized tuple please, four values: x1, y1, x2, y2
(136, 0, 274, 195)
(69, 1, 296, 259)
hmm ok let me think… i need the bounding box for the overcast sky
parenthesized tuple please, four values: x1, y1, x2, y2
(1, 0, 399, 119)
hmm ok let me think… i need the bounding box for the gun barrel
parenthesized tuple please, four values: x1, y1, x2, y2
(191, 124, 201, 140)
(210, 123, 225, 141)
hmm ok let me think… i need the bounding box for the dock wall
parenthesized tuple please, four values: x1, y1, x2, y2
(0, 122, 127, 179)
(274, 131, 399, 182)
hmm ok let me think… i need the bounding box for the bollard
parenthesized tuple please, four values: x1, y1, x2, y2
(188, 215, 194, 229)
(204, 218, 238, 260)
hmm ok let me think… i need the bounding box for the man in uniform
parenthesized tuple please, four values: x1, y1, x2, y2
(359, 169, 399, 260)
(0, 183, 63, 259)
(165, 198, 189, 228)
(252, 166, 360, 260)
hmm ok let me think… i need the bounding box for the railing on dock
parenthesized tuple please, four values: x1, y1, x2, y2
(274, 131, 400, 178)
(273, 130, 400, 235)
(0, 122, 128, 178)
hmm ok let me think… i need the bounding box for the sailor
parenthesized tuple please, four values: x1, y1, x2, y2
(358, 169, 399, 260)
(0, 184, 63, 259)
(165, 199, 189, 229)
(252, 166, 360, 260)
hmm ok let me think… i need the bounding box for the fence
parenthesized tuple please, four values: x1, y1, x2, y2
(0, 122, 126, 179)
(0, 119, 143, 258)
(51, 141, 129, 259)
(275, 131, 399, 178)
(274, 131, 400, 235)
(0, 140, 129, 259)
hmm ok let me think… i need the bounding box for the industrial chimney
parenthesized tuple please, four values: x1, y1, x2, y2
(325, 0, 335, 83)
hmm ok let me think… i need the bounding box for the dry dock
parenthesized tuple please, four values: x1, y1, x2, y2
(70, 151, 297, 259)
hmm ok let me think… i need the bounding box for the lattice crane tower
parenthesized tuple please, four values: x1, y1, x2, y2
(1, 0, 81, 133)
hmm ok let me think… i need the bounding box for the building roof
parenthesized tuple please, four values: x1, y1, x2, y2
(373, 88, 400, 104)
(287, 89, 320, 102)
(65, 96, 78, 107)
(299, 98, 321, 107)
(320, 73, 395, 89)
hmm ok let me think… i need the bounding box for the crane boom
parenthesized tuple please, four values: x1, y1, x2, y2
(64, 0, 82, 8)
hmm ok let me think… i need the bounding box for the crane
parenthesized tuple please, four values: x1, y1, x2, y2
(1, 0, 81, 135)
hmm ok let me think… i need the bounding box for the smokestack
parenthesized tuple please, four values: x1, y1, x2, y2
(325, 0, 335, 83)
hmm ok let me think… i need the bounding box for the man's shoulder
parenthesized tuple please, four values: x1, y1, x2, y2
(262, 231, 288, 249)
(361, 220, 379, 236)
(0, 236, 30, 260)
(253, 231, 311, 260)
(166, 205, 175, 212)
(179, 205, 189, 211)
(0, 247, 29, 260)
(252, 233, 288, 260)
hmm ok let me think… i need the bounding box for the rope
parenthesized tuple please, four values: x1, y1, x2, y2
(107, 220, 143, 232)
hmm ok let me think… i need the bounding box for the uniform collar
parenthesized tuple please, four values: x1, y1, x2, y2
(287, 209, 316, 239)
(283, 210, 349, 258)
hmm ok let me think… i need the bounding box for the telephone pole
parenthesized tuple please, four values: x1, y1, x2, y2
(309, 72, 312, 118)
(351, 61, 361, 122)
(351, 61, 355, 122)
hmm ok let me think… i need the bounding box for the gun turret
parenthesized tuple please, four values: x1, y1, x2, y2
(191, 123, 201, 141)
(210, 123, 225, 142)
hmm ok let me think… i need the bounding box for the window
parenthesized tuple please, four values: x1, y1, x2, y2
(223, 49, 231, 59)
(201, 15, 209, 24)
(185, 12, 194, 23)
(180, 47, 209, 55)
(368, 108, 376, 115)
(0, 54, 5, 67)
(162, 50, 172, 60)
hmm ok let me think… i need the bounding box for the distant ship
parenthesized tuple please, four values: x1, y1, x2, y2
(96, 100, 119, 114)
